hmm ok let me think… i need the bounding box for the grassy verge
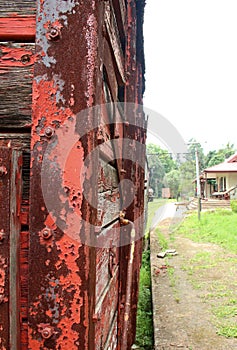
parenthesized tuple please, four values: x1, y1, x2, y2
(135, 250, 154, 348)
(176, 209, 237, 339)
(135, 199, 168, 348)
(156, 228, 180, 303)
(177, 209, 237, 254)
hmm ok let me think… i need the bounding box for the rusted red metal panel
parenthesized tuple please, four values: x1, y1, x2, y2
(0, 0, 146, 348)
(28, 1, 105, 348)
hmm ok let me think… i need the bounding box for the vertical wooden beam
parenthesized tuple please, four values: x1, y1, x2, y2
(0, 147, 11, 349)
(10, 150, 22, 350)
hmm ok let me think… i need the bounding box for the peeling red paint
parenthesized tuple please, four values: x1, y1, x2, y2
(0, 16, 35, 41)
(0, 257, 8, 304)
(31, 79, 75, 147)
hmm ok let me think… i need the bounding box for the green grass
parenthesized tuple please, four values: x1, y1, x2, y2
(177, 209, 237, 339)
(176, 209, 237, 254)
(136, 199, 168, 348)
(156, 229, 169, 251)
(216, 324, 237, 338)
(135, 250, 154, 348)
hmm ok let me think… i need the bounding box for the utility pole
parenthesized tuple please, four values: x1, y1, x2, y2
(195, 147, 201, 220)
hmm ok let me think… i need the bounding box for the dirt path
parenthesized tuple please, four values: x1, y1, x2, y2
(150, 218, 237, 350)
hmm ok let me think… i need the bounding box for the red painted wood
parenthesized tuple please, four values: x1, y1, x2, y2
(0, 147, 11, 349)
(0, 16, 35, 40)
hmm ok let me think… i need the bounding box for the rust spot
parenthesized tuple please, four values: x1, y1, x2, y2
(0, 230, 5, 242)
(0, 166, 7, 177)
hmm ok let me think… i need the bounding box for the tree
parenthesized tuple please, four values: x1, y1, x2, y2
(186, 138, 206, 171)
(164, 169, 181, 199)
(205, 143, 236, 167)
(146, 143, 177, 197)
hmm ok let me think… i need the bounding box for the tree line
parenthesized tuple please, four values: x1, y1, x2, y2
(147, 140, 236, 199)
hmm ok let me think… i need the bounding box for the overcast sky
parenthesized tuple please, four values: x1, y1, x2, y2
(144, 0, 237, 153)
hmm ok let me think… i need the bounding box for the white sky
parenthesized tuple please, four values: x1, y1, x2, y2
(144, 0, 237, 154)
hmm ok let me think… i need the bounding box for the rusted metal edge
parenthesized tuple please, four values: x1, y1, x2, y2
(0, 16, 35, 41)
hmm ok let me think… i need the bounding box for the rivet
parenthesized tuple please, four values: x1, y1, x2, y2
(0, 166, 7, 177)
(48, 27, 60, 41)
(44, 127, 54, 138)
(41, 326, 54, 339)
(21, 54, 31, 64)
(40, 228, 53, 240)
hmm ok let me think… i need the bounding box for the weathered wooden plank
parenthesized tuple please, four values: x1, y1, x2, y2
(96, 248, 110, 301)
(0, 16, 35, 40)
(0, 134, 31, 150)
(0, 43, 34, 128)
(10, 149, 22, 350)
(104, 1, 126, 84)
(0, 1, 36, 16)
(103, 312, 118, 350)
(0, 147, 11, 349)
(98, 159, 120, 227)
(112, 0, 126, 40)
(95, 269, 119, 349)
(103, 39, 118, 102)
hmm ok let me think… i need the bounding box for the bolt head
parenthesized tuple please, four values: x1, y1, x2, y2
(41, 326, 53, 339)
(48, 27, 61, 41)
(21, 54, 31, 64)
(44, 127, 54, 138)
(41, 228, 53, 240)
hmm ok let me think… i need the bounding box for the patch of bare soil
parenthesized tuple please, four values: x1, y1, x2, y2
(150, 218, 237, 350)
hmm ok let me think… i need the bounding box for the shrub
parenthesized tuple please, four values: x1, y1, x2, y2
(230, 199, 237, 213)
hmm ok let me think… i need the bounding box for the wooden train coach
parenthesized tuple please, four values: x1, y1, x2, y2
(0, 0, 146, 348)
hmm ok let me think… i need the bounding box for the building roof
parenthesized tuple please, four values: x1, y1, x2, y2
(204, 152, 237, 173)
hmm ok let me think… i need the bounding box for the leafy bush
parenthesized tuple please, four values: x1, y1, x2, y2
(230, 199, 237, 213)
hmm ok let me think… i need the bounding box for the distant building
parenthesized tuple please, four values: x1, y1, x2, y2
(162, 187, 171, 199)
(203, 153, 237, 199)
